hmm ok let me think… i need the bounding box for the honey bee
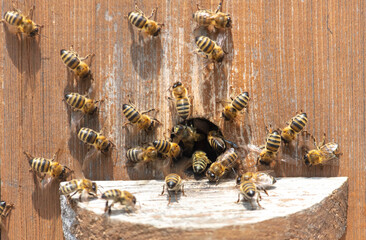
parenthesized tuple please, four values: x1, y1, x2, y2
(304, 133, 342, 166)
(161, 173, 186, 205)
(222, 92, 250, 121)
(207, 130, 237, 154)
(23, 149, 73, 182)
(195, 36, 225, 62)
(192, 151, 211, 174)
(102, 189, 136, 215)
(171, 124, 203, 154)
(257, 129, 281, 166)
(0, 201, 14, 224)
(206, 148, 238, 183)
(236, 181, 263, 210)
(193, 0, 232, 30)
(280, 112, 308, 144)
(236, 171, 276, 195)
(59, 179, 97, 201)
(126, 146, 159, 163)
(127, 1, 164, 37)
(153, 140, 181, 160)
(60, 47, 94, 79)
(122, 102, 160, 132)
(64, 93, 101, 115)
(169, 82, 191, 120)
(77, 127, 115, 154)
(1, 5, 43, 38)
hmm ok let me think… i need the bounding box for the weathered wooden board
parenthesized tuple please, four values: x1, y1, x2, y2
(0, 0, 364, 239)
(60, 177, 348, 239)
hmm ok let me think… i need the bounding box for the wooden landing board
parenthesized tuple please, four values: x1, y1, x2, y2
(61, 177, 348, 240)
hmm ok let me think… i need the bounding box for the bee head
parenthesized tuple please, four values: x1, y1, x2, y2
(226, 17, 232, 28)
(0, 201, 6, 208)
(101, 192, 107, 199)
(235, 175, 241, 185)
(193, 165, 203, 174)
(304, 153, 310, 166)
(215, 50, 225, 62)
(206, 170, 217, 182)
(92, 182, 97, 194)
(29, 27, 39, 37)
(153, 27, 161, 37)
(173, 82, 182, 89)
(132, 196, 137, 205)
(247, 190, 255, 198)
(167, 180, 177, 189)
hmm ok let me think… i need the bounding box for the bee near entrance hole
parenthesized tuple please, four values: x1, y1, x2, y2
(170, 117, 236, 179)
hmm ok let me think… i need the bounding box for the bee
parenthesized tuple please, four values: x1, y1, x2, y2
(195, 36, 225, 63)
(122, 102, 160, 132)
(207, 130, 237, 154)
(171, 124, 203, 154)
(0, 201, 14, 224)
(59, 179, 97, 201)
(236, 181, 263, 210)
(192, 151, 211, 174)
(257, 129, 281, 166)
(153, 140, 181, 160)
(77, 127, 115, 154)
(169, 82, 191, 120)
(102, 189, 136, 215)
(1, 5, 43, 38)
(304, 133, 342, 166)
(60, 47, 94, 79)
(23, 149, 73, 182)
(222, 92, 250, 121)
(160, 173, 186, 205)
(236, 171, 276, 195)
(64, 93, 101, 115)
(126, 146, 159, 163)
(193, 0, 232, 30)
(280, 112, 308, 144)
(206, 148, 238, 183)
(127, 1, 164, 37)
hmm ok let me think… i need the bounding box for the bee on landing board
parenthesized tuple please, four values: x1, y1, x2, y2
(59, 179, 98, 201)
(122, 101, 160, 132)
(0, 201, 14, 224)
(127, 0, 164, 37)
(206, 148, 238, 184)
(23, 149, 73, 183)
(192, 151, 211, 174)
(77, 127, 115, 154)
(257, 128, 281, 167)
(102, 189, 136, 215)
(221, 92, 250, 121)
(1, 4, 43, 39)
(195, 36, 226, 63)
(303, 133, 342, 167)
(193, 0, 232, 31)
(64, 93, 102, 115)
(60, 47, 94, 79)
(236, 181, 265, 210)
(236, 171, 276, 195)
(279, 112, 308, 144)
(161, 173, 186, 205)
(168, 82, 191, 120)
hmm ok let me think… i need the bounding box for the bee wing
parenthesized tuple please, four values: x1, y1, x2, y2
(319, 143, 340, 166)
(81, 148, 98, 173)
(279, 155, 304, 166)
(247, 144, 262, 153)
(70, 112, 85, 133)
(215, 30, 228, 48)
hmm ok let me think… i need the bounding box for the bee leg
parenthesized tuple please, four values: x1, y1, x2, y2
(235, 193, 241, 203)
(80, 53, 95, 61)
(167, 191, 172, 206)
(175, 191, 179, 203)
(141, 108, 156, 115)
(196, 3, 201, 10)
(215, 0, 223, 13)
(11, 1, 21, 13)
(2, 204, 14, 217)
(181, 184, 186, 197)
(148, 7, 157, 19)
(318, 133, 326, 148)
(262, 189, 269, 196)
(134, 1, 144, 14)
(104, 201, 109, 213)
(160, 185, 165, 196)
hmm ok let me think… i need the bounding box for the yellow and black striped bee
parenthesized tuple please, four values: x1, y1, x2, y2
(59, 179, 97, 201)
(0, 201, 14, 224)
(171, 124, 203, 155)
(126, 146, 159, 163)
(127, 1, 164, 37)
(102, 189, 136, 215)
(64, 93, 101, 115)
(192, 151, 211, 174)
(222, 92, 250, 121)
(257, 129, 281, 166)
(304, 133, 342, 166)
(195, 36, 225, 62)
(236, 181, 263, 210)
(193, 0, 232, 30)
(122, 102, 160, 132)
(236, 171, 276, 195)
(23, 150, 73, 182)
(60, 47, 94, 79)
(207, 130, 237, 154)
(206, 148, 238, 183)
(77, 127, 115, 154)
(153, 140, 181, 160)
(169, 82, 191, 120)
(161, 173, 186, 205)
(1, 5, 43, 38)
(280, 112, 308, 144)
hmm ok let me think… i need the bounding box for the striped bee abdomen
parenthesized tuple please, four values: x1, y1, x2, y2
(59, 180, 78, 195)
(122, 104, 141, 124)
(153, 140, 171, 154)
(126, 148, 144, 162)
(65, 93, 86, 109)
(176, 98, 190, 119)
(78, 127, 98, 144)
(4, 11, 23, 26)
(290, 113, 308, 133)
(266, 131, 281, 152)
(102, 189, 122, 200)
(128, 12, 147, 29)
(29, 158, 51, 173)
(232, 92, 249, 111)
(60, 49, 80, 70)
(196, 36, 215, 54)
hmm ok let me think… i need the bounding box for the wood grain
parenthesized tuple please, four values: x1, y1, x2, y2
(0, 0, 364, 239)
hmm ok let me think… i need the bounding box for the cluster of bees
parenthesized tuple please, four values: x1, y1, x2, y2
(0, 0, 343, 223)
